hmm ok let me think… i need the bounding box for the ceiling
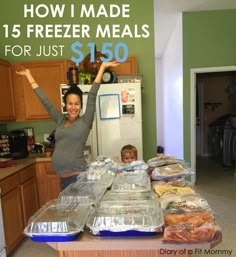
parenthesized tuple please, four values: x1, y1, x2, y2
(154, 0, 236, 58)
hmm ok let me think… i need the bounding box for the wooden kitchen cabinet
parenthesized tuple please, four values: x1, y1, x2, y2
(10, 56, 137, 121)
(36, 161, 60, 207)
(20, 164, 39, 227)
(0, 59, 15, 121)
(0, 173, 24, 255)
(11, 60, 68, 121)
(0, 164, 39, 255)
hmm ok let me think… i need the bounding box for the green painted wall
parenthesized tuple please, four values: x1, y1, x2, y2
(183, 9, 236, 162)
(0, 0, 156, 160)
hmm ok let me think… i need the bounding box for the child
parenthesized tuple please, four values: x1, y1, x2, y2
(121, 144, 138, 163)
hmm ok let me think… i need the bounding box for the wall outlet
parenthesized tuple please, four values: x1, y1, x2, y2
(43, 133, 50, 142)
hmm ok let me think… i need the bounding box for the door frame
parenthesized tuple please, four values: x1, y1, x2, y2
(190, 65, 236, 185)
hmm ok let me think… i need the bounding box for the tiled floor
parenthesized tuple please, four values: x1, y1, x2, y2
(9, 157, 236, 257)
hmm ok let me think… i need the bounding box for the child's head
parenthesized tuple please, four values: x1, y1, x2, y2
(121, 144, 138, 163)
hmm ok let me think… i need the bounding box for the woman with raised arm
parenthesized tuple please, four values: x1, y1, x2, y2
(16, 61, 120, 190)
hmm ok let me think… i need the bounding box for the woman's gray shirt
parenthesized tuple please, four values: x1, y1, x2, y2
(34, 82, 100, 176)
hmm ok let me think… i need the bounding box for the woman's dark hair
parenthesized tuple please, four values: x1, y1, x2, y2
(64, 85, 83, 108)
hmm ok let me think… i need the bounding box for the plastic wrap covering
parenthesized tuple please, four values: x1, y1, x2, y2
(151, 163, 194, 180)
(24, 200, 92, 242)
(58, 181, 107, 206)
(77, 170, 116, 188)
(110, 160, 148, 172)
(160, 193, 213, 216)
(153, 184, 194, 198)
(147, 156, 185, 168)
(101, 191, 157, 202)
(86, 199, 164, 235)
(111, 171, 151, 193)
(87, 156, 117, 169)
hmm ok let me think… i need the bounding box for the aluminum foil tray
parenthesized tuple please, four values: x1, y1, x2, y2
(101, 191, 157, 202)
(86, 199, 164, 235)
(24, 200, 92, 241)
(58, 181, 107, 206)
(111, 172, 151, 192)
(77, 172, 116, 188)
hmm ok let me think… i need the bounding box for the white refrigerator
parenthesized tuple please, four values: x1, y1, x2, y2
(60, 82, 143, 161)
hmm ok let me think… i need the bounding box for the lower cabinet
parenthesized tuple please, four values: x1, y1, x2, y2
(1, 183, 24, 255)
(0, 164, 39, 255)
(36, 162, 61, 207)
(20, 165, 39, 226)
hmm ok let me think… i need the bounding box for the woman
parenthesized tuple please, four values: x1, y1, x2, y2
(16, 61, 120, 190)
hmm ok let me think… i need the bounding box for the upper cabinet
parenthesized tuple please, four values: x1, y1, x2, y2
(12, 60, 68, 121)
(9, 56, 137, 121)
(0, 59, 15, 121)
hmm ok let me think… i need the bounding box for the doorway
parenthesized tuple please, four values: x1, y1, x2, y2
(190, 66, 236, 185)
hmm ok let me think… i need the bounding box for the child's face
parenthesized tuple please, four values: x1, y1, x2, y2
(122, 152, 137, 163)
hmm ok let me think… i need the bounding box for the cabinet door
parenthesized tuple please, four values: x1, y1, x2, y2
(21, 177, 39, 226)
(35, 162, 60, 207)
(12, 60, 68, 120)
(45, 162, 61, 201)
(1, 188, 24, 255)
(0, 59, 15, 121)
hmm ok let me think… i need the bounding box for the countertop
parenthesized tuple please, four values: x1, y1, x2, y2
(0, 154, 51, 180)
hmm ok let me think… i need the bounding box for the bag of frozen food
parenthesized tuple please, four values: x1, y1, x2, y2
(163, 222, 221, 244)
(164, 211, 215, 227)
(152, 177, 187, 187)
(151, 163, 194, 180)
(147, 154, 185, 168)
(153, 184, 195, 197)
(160, 193, 213, 215)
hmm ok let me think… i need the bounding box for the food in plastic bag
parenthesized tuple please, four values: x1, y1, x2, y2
(152, 177, 187, 187)
(163, 222, 221, 243)
(160, 193, 212, 215)
(164, 211, 215, 226)
(147, 154, 184, 168)
(153, 184, 194, 197)
(152, 163, 194, 180)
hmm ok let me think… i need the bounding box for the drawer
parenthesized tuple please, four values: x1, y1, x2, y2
(19, 164, 35, 184)
(0, 173, 19, 196)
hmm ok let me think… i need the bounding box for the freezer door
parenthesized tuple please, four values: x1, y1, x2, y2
(96, 83, 143, 160)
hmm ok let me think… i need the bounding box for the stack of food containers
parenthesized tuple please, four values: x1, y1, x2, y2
(86, 170, 164, 236)
(148, 154, 222, 244)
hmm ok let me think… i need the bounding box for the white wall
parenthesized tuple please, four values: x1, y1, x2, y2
(156, 14, 183, 159)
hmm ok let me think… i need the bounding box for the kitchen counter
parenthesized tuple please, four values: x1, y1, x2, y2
(47, 230, 222, 257)
(0, 154, 51, 180)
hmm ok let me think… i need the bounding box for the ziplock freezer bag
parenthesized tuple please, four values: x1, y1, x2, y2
(160, 193, 212, 215)
(152, 163, 194, 180)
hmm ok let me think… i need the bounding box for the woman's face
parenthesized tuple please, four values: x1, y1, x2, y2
(65, 93, 82, 119)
